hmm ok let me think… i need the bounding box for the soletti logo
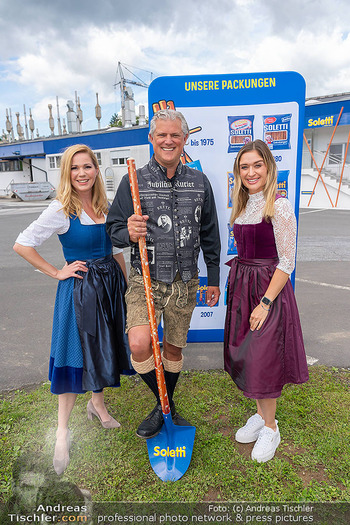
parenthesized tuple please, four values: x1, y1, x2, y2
(307, 116, 334, 127)
(230, 118, 251, 131)
(153, 446, 186, 457)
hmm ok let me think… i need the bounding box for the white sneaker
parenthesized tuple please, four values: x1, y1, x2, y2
(235, 414, 265, 443)
(251, 423, 280, 463)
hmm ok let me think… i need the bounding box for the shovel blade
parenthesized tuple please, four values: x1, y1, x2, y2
(146, 413, 196, 481)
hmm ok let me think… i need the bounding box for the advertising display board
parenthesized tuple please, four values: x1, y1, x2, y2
(148, 72, 306, 342)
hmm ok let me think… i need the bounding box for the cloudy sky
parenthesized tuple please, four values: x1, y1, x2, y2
(1, 0, 350, 137)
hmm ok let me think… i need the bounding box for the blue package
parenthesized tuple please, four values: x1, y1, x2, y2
(228, 172, 234, 208)
(263, 114, 291, 150)
(224, 274, 229, 306)
(196, 276, 208, 306)
(227, 222, 238, 255)
(196, 276, 218, 307)
(186, 159, 202, 171)
(277, 170, 290, 198)
(228, 116, 254, 153)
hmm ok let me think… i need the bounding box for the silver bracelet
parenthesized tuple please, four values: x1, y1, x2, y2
(260, 302, 270, 311)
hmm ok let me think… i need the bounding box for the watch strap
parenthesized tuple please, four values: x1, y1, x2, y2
(261, 296, 272, 306)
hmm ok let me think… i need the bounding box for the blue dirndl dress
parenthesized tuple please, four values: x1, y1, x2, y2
(49, 215, 133, 394)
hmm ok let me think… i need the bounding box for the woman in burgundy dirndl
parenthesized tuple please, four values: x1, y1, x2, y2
(224, 139, 309, 463)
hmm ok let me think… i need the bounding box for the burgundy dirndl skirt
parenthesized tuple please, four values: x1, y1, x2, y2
(224, 257, 309, 399)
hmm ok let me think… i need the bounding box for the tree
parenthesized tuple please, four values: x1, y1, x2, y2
(109, 113, 122, 127)
(109, 113, 149, 127)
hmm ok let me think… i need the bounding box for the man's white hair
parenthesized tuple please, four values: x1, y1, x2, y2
(149, 109, 189, 137)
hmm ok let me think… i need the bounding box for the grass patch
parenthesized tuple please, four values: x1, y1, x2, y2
(0, 367, 349, 503)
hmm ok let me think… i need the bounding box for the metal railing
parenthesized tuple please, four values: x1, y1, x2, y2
(308, 149, 350, 184)
(0, 178, 15, 196)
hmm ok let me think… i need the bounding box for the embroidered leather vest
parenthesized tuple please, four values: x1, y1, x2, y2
(131, 157, 205, 283)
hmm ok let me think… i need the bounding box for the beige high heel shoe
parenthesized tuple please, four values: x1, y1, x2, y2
(87, 399, 121, 429)
(53, 429, 71, 476)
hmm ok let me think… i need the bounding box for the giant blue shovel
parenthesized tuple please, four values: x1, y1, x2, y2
(128, 158, 196, 482)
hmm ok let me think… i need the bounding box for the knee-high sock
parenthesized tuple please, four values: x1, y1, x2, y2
(162, 352, 183, 405)
(131, 355, 160, 403)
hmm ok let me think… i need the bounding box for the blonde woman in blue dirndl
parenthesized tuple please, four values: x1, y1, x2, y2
(14, 144, 133, 475)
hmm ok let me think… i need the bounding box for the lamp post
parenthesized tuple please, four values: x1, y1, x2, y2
(56, 96, 62, 135)
(29, 109, 35, 140)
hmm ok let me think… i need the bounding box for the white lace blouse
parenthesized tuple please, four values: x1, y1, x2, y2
(15, 199, 122, 254)
(235, 192, 296, 275)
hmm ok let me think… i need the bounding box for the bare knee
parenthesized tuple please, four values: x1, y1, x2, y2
(163, 338, 182, 360)
(128, 326, 152, 361)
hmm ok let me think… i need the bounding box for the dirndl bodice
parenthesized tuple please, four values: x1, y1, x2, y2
(233, 218, 278, 259)
(59, 214, 113, 262)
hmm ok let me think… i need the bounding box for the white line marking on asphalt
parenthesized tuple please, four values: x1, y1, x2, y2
(306, 355, 319, 365)
(296, 278, 350, 291)
(299, 208, 329, 215)
(0, 207, 47, 216)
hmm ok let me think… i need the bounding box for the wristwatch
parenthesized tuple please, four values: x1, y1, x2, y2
(261, 296, 273, 307)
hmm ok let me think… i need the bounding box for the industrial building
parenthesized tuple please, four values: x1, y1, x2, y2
(0, 125, 149, 201)
(1, 92, 350, 209)
(302, 92, 350, 209)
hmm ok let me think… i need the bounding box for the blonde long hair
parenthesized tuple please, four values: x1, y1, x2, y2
(56, 144, 109, 218)
(230, 139, 277, 226)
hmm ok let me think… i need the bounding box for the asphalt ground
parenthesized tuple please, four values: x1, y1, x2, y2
(0, 199, 349, 393)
